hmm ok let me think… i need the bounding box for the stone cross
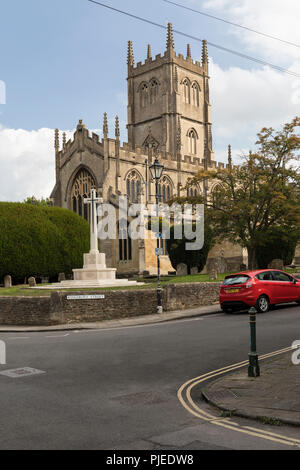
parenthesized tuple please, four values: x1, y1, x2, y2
(84, 189, 103, 253)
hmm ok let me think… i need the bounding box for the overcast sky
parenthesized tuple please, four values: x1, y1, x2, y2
(0, 0, 299, 201)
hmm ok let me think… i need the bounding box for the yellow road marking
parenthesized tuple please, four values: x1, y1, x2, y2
(178, 346, 300, 448)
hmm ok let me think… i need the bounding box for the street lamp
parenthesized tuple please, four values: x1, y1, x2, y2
(149, 157, 164, 314)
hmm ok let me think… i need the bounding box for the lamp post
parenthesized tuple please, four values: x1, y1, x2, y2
(149, 157, 164, 314)
(248, 306, 260, 377)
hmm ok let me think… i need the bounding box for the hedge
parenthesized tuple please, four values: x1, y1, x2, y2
(0, 203, 90, 283)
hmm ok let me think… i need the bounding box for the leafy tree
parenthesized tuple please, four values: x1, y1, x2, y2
(24, 196, 52, 206)
(187, 118, 300, 268)
(256, 226, 298, 269)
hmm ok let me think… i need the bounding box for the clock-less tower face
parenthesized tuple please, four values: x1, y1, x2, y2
(126, 26, 213, 162)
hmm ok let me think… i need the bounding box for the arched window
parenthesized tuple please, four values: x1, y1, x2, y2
(71, 168, 96, 221)
(160, 176, 172, 203)
(191, 82, 200, 107)
(183, 79, 190, 104)
(140, 83, 149, 108)
(150, 79, 159, 104)
(118, 220, 132, 261)
(211, 184, 223, 208)
(187, 186, 199, 197)
(187, 129, 197, 154)
(126, 171, 142, 203)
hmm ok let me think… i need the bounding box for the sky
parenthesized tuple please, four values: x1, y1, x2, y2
(0, 0, 299, 201)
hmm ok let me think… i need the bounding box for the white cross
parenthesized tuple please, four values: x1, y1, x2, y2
(84, 189, 103, 252)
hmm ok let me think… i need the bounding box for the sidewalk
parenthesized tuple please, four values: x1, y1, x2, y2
(203, 351, 300, 427)
(0, 303, 221, 332)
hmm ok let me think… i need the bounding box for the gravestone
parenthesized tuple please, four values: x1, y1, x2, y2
(58, 273, 66, 282)
(28, 277, 36, 287)
(176, 263, 188, 276)
(41, 276, 49, 284)
(4, 275, 12, 288)
(191, 267, 199, 275)
(209, 269, 218, 281)
(268, 259, 284, 270)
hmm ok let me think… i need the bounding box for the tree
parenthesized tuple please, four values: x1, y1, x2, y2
(166, 223, 213, 274)
(188, 117, 300, 268)
(24, 196, 52, 206)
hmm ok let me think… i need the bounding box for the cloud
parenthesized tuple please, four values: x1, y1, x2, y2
(202, 0, 300, 63)
(0, 127, 71, 202)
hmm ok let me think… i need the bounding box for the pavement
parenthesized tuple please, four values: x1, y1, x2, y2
(202, 351, 300, 427)
(0, 303, 221, 332)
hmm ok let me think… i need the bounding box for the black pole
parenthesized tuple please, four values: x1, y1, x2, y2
(156, 179, 163, 314)
(248, 306, 260, 377)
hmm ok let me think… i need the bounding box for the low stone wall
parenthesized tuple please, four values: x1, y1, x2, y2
(0, 282, 221, 326)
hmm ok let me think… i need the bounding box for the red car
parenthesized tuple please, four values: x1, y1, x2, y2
(220, 269, 300, 313)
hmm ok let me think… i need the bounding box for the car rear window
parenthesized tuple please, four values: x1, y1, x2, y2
(223, 275, 250, 286)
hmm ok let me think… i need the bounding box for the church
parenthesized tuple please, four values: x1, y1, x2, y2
(50, 23, 247, 276)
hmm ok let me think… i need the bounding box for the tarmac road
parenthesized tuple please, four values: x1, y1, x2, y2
(0, 303, 300, 450)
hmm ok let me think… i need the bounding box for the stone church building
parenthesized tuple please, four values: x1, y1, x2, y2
(50, 24, 247, 276)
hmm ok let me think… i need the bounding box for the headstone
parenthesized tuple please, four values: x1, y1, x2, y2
(28, 277, 36, 287)
(268, 259, 284, 270)
(58, 273, 66, 282)
(41, 276, 49, 284)
(191, 267, 199, 275)
(176, 263, 188, 276)
(209, 269, 218, 281)
(4, 275, 12, 288)
(143, 271, 150, 278)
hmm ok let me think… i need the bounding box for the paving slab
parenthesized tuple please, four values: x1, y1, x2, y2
(202, 351, 300, 426)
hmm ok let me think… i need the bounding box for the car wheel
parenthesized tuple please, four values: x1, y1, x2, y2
(256, 295, 270, 313)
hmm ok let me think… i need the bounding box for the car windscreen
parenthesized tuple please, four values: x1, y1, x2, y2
(223, 275, 250, 286)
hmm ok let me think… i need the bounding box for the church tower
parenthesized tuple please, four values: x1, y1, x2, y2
(127, 24, 214, 162)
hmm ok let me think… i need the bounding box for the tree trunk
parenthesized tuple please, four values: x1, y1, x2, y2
(247, 245, 258, 270)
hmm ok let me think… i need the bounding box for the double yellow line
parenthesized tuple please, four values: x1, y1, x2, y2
(178, 346, 300, 448)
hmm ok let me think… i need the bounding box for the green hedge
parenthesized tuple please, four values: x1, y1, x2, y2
(0, 203, 90, 283)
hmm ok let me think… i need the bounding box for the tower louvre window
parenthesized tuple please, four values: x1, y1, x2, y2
(150, 79, 159, 104)
(140, 83, 149, 108)
(188, 129, 197, 155)
(183, 79, 190, 104)
(191, 82, 200, 107)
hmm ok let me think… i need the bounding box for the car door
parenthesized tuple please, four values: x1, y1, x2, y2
(271, 271, 298, 302)
(256, 271, 277, 303)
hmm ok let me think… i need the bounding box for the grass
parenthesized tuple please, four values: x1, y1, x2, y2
(0, 273, 229, 297)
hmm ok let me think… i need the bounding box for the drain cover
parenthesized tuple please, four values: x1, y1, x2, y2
(0, 367, 46, 378)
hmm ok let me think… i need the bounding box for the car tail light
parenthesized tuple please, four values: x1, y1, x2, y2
(245, 280, 253, 289)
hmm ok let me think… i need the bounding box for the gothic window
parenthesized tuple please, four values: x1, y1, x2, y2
(71, 168, 96, 222)
(150, 79, 159, 104)
(187, 129, 197, 154)
(211, 184, 223, 208)
(191, 82, 200, 107)
(183, 79, 190, 104)
(118, 220, 132, 261)
(187, 186, 199, 197)
(126, 170, 142, 203)
(140, 83, 149, 108)
(159, 176, 172, 203)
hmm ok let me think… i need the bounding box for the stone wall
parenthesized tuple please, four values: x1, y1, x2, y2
(0, 282, 221, 326)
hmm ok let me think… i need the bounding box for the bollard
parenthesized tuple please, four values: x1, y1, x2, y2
(248, 306, 260, 377)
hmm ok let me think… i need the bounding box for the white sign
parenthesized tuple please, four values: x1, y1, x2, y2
(67, 295, 105, 300)
(0, 341, 6, 365)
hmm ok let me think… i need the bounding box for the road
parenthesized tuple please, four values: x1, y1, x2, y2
(0, 304, 300, 450)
